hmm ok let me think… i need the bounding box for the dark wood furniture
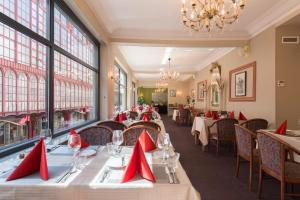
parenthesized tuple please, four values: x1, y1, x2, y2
(129, 121, 161, 131)
(78, 126, 113, 145)
(207, 118, 238, 155)
(129, 111, 138, 120)
(235, 124, 258, 191)
(257, 131, 300, 200)
(240, 118, 268, 133)
(97, 120, 127, 131)
(123, 125, 160, 146)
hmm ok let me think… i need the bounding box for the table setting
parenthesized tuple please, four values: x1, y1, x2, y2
(0, 125, 200, 200)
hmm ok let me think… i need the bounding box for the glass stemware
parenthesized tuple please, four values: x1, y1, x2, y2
(157, 133, 171, 163)
(40, 129, 52, 145)
(68, 133, 81, 169)
(112, 130, 124, 166)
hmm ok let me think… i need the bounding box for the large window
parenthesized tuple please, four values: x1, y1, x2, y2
(114, 62, 127, 111)
(0, 0, 99, 154)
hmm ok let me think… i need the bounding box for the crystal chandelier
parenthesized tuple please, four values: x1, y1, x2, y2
(181, 0, 246, 32)
(160, 58, 180, 81)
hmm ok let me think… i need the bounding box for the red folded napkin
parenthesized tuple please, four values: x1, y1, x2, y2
(138, 129, 156, 152)
(212, 112, 219, 120)
(121, 140, 155, 183)
(238, 112, 247, 120)
(275, 120, 287, 135)
(142, 114, 150, 121)
(122, 113, 127, 121)
(7, 139, 49, 181)
(70, 129, 89, 148)
(205, 111, 212, 118)
(229, 111, 235, 119)
(115, 114, 120, 122)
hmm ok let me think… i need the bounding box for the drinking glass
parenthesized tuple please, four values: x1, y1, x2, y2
(112, 130, 124, 163)
(40, 129, 52, 145)
(68, 134, 81, 169)
(157, 133, 171, 163)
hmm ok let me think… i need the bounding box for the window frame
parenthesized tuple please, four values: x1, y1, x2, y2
(114, 61, 127, 110)
(0, 0, 100, 158)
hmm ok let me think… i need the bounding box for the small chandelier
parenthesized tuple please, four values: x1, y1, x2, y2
(181, 0, 246, 32)
(160, 58, 180, 81)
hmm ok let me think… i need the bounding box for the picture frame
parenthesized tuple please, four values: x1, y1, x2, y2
(235, 71, 247, 96)
(229, 61, 256, 101)
(191, 89, 195, 98)
(169, 89, 176, 97)
(197, 80, 207, 101)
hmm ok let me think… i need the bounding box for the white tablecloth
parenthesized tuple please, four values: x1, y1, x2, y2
(191, 117, 216, 146)
(172, 110, 179, 121)
(0, 145, 200, 200)
(259, 130, 300, 162)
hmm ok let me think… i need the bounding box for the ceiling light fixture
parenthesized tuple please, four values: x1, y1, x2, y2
(160, 58, 180, 81)
(181, 0, 246, 32)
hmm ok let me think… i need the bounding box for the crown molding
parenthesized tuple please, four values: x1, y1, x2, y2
(247, 0, 300, 38)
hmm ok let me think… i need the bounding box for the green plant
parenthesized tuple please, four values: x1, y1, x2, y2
(137, 96, 145, 105)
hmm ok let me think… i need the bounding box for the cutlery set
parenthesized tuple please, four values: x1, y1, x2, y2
(165, 166, 179, 184)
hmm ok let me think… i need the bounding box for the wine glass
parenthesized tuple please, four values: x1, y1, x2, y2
(112, 130, 124, 166)
(157, 133, 171, 163)
(40, 129, 52, 145)
(68, 134, 81, 169)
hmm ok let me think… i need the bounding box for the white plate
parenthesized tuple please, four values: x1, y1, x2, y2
(105, 157, 126, 169)
(80, 149, 97, 157)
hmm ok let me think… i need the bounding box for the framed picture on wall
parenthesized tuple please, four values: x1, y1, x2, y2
(191, 89, 195, 98)
(235, 71, 247, 96)
(229, 61, 256, 101)
(197, 80, 207, 101)
(169, 89, 176, 97)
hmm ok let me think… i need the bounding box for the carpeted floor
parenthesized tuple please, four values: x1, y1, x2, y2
(161, 115, 299, 200)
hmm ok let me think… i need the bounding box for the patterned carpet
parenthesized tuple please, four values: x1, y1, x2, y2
(161, 115, 299, 200)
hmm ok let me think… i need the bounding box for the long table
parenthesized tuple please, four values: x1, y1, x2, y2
(0, 120, 200, 200)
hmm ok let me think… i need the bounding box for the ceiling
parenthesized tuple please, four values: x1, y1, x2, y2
(85, 0, 300, 40)
(118, 46, 233, 81)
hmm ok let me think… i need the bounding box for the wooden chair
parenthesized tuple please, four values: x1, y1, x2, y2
(177, 109, 189, 126)
(123, 125, 160, 146)
(129, 121, 161, 131)
(129, 111, 138, 120)
(97, 120, 127, 131)
(78, 126, 113, 145)
(140, 111, 153, 120)
(257, 131, 300, 200)
(235, 124, 259, 191)
(207, 118, 238, 155)
(240, 118, 268, 133)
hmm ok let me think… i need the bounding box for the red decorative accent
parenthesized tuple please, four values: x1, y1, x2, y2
(238, 112, 247, 120)
(138, 129, 156, 152)
(121, 140, 155, 183)
(7, 139, 49, 181)
(275, 120, 287, 135)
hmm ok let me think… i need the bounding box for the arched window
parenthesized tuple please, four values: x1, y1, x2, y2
(18, 73, 27, 111)
(75, 85, 78, 107)
(71, 84, 74, 108)
(0, 70, 2, 112)
(61, 81, 65, 109)
(38, 77, 45, 110)
(55, 80, 60, 109)
(65, 83, 70, 108)
(5, 70, 16, 112)
(29, 75, 38, 111)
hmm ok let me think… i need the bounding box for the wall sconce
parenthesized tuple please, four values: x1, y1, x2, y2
(109, 71, 119, 82)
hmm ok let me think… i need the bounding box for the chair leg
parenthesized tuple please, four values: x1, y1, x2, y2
(233, 141, 237, 157)
(216, 140, 219, 155)
(281, 180, 285, 200)
(235, 155, 240, 178)
(258, 166, 263, 199)
(249, 159, 253, 191)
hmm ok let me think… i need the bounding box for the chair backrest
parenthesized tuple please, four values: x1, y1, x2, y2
(257, 132, 284, 178)
(241, 118, 268, 133)
(129, 111, 138, 119)
(235, 124, 255, 158)
(140, 112, 152, 120)
(78, 126, 113, 145)
(129, 121, 161, 131)
(216, 118, 238, 138)
(123, 125, 160, 146)
(97, 120, 127, 131)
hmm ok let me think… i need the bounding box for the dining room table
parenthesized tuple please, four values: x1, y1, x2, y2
(172, 109, 179, 121)
(0, 143, 200, 200)
(191, 117, 246, 151)
(258, 129, 300, 162)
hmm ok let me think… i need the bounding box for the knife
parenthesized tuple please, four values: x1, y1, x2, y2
(165, 166, 174, 184)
